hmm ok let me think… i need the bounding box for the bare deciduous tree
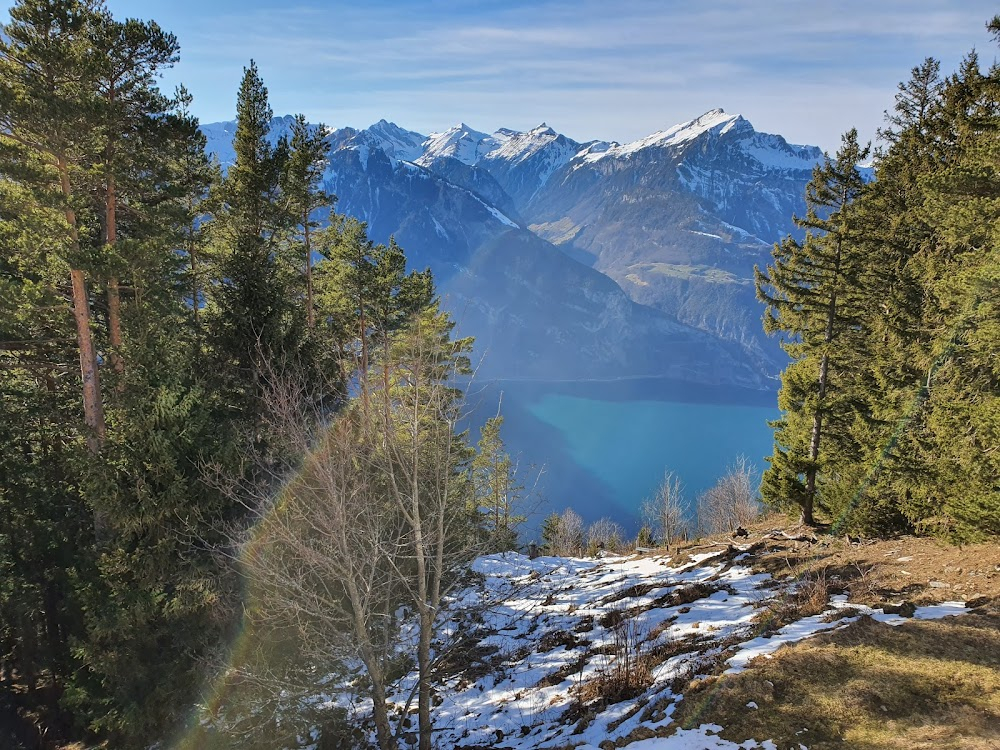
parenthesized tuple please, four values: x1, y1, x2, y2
(207, 370, 405, 750)
(207, 308, 480, 750)
(544, 508, 585, 556)
(641, 470, 689, 545)
(696, 455, 762, 535)
(586, 517, 626, 555)
(369, 306, 477, 750)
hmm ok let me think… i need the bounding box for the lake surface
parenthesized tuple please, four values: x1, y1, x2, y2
(467, 378, 778, 537)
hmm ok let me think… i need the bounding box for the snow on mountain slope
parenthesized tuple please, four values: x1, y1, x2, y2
(201, 114, 302, 168)
(483, 124, 571, 164)
(418, 123, 494, 166)
(477, 123, 591, 205)
(362, 119, 425, 162)
(506, 109, 829, 376)
(578, 109, 747, 163)
(572, 109, 821, 175)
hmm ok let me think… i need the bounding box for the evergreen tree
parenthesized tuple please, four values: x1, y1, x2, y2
(755, 130, 870, 525)
(472, 415, 525, 551)
(839, 58, 950, 533)
(208, 60, 292, 414)
(90, 13, 180, 380)
(173, 85, 220, 355)
(316, 218, 433, 404)
(1, 4, 242, 745)
(0, 0, 108, 452)
(281, 113, 333, 330)
(893, 50, 1000, 539)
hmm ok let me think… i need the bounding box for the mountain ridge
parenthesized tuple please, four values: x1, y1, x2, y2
(200, 108, 830, 383)
(201, 109, 775, 388)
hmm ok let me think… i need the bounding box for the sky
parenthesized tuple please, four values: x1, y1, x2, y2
(10, 1, 1000, 152)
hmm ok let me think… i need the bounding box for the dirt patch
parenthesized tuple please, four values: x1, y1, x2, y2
(728, 528, 1000, 608)
(538, 629, 588, 653)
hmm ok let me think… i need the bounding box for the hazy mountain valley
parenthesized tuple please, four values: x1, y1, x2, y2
(202, 107, 819, 383)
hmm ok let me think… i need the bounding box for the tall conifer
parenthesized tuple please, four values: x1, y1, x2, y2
(0, 0, 107, 452)
(281, 113, 333, 330)
(755, 131, 870, 525)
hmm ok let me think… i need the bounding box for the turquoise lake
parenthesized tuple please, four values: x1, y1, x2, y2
(470, 379, 778, 535)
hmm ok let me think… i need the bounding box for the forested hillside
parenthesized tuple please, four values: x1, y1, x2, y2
(0, 2, 511, 747)
(755, 51, 1000, 542)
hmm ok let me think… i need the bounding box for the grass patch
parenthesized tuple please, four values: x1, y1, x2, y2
(673, 609, 1000, 749)
(625, 262, 745, 284)
(528, 218, 583, 245)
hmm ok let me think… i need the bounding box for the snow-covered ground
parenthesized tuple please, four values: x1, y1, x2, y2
(373, 547, 970, 750)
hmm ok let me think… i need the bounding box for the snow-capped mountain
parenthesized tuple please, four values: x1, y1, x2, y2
(470, 109, 825, 373)
(200, 114, 767, 387)
(200, 108, 832, 380)
(479, 124, 588, 207)
(417, 123, 494, 166)
(362, 119, 425, 162)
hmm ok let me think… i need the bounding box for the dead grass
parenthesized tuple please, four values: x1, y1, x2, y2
(672, 606, 1000, 749)
(669, 519, 999, 608)
(655, 523, 1000, 748)
(745, 532, 1000, 607)
(752, 568, 832, 631)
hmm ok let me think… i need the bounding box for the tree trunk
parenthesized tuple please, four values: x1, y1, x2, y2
(803, 227, 842, 527)
(189, 217, 200, 340)
(70, 271, 105, 452)
(107, 277, 123, 373)
(408, 385, 433, 750)
(353, 623, 396, 750)
(304, 211, 314, 329)
(417, 608, 433, 750)
(58, 156, 105, 453)
(359, 296, 369, 414)
(106, 173, 124, 379)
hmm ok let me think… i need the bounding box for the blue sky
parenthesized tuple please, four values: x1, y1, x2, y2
(17, 1, 1000, 150)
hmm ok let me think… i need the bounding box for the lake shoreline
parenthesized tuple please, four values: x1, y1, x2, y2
(471, 375, 779, 409)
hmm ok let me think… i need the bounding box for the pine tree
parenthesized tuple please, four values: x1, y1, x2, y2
(316, 219, 434, 406)
(172, 85, 219, 355)
(472, 415, 525, 551)
(2, 5, 243, 744)
(836, 59, 950, 533)
(755, 131, 870, 525)
(894, 50, 1000, 540)
(281, 113, 333, 330)
(0, 0, 108, 452)
(90, 13, 180, 380)
(208, 60, 292, 413)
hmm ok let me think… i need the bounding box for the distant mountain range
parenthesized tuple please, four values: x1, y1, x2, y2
(201, 109, 828, 387)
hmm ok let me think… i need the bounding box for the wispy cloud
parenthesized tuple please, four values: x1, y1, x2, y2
(108, 0, 998, 150)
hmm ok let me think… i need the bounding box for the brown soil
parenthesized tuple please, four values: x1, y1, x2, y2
(669, 519, 1000, 609)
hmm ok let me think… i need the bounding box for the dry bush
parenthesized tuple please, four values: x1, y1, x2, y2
(696, 455, 762, 535)
(546, 508, 585, 556)
(578, 612, 652, 706)
(641, 470, 690, 545)
(753, 568, 831, 631)
(586, 517, 626, 555)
